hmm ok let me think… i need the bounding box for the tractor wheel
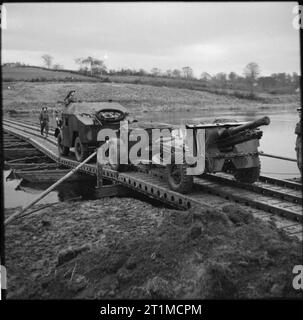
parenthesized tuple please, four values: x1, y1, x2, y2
(74, 136, 89, 162)
(107, 138, 127, 172)
(167, 164, 193, 194)
(234, 166, 260, 183)
(57, 132, 69, 156)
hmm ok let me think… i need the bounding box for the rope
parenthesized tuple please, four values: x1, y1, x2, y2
(261, 172, 300, 175)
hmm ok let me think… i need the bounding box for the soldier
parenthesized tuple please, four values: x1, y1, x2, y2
(295, 107, 302, 176)
(64, 90, 76, 107)
(39, 107, 49, 137)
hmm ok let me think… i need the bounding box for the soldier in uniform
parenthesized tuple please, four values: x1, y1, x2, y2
(39, 107, 49, 137)
(64, 90, 76, 107)
(295, 107, 302, 176)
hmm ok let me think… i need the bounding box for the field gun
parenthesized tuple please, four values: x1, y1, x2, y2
(215, 116, 270, 151)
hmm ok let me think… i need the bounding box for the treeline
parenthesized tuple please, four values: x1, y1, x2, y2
(105, 66, 300, 95)
(74, 58, 300, 95)
(3, 55, 301, 95)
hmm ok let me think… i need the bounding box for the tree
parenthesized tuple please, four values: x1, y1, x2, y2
(292, 72, 300, 88)
(75, 57, 88, 73)
(228, 72, 238, 82)
(53, 64, 63, 70)
(214, 72, 227, 87)
(200, 72, 211, 81)
(182, 66, 194, 79)
(151, 68, 161, 77)
(244, 62, 260, 95)
(41, 54, 53, 69)
(76, 56, 107, 76)
(165, 69, 173, 78)
(91, 58, 107, 76)
(172, 69, 181, 78)
(138, 68, 147, 76)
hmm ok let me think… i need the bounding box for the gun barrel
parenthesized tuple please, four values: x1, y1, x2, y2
(228, 116, 270, 136)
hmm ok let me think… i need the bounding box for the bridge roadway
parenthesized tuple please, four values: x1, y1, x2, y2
(3, 119, 303, 240)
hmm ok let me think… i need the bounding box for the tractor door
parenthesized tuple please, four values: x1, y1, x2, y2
(61, 113, 72, 147)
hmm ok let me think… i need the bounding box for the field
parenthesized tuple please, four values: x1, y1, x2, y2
(3, 81, 300, 121)
(2, 66, 300, 119)
(2, 66, 99, 82)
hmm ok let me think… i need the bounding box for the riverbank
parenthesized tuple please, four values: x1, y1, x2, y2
(5, 197, 303, 299)
(3, 81, 300, 116)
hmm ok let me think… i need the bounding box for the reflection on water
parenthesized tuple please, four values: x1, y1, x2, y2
(4, 170, 97, 208)
(138, 108, 300, 179)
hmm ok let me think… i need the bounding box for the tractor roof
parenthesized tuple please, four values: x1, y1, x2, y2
(64, 101, 128, 115)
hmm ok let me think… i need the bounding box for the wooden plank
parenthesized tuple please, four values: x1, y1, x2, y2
(8, 163, 60, 170)
(13, 169, 95, 183)
(4, 148, 42, 160)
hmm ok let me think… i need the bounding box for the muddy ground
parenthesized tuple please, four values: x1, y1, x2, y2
(5, 197, 303, 299)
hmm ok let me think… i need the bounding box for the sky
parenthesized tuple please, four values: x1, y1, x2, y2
(1, 2, 301, 77)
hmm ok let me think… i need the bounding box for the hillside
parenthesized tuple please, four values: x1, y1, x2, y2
(2, 66, 99, 82)
(2, 66, 300, 120)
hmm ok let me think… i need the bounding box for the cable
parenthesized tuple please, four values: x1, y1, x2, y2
(261, 172, 300, 175)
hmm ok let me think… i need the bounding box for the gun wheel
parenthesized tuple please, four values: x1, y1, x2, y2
(167, 164, 193, 194)
(74, 136, 89, 162)
(234, 166, 260, 184)
(57, 132, 69, 156)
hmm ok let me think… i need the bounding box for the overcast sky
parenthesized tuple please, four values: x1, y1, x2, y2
(1, 2, 301, 77)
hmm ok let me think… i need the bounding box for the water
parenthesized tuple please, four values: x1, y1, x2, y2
(3, 170, 97, 209)
(138, 108, 300, 179)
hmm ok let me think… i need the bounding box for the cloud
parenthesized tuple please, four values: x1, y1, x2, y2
(2, 2, 300, 75)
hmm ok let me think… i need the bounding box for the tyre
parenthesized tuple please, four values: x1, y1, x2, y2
(166, 164, 193, 194)
(74, 136, 89, 162)
(57, 132, 69, 156)
(234, 166, 260, 183)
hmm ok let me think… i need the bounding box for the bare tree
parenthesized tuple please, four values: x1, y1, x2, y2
(182, 66, 194, 79)
(228, 72, 238, 82)
(214, 72, 227, 87)
(91, 58, 107, 76)
(53, 64, 63, 70)
(200, 72, 211, 81)
(151, 68, 161, 77)
(41, 54, 53, 69)
(165, 69, 173, 78)
(172, 69, 181, 78)
(244, 62, 260, 95)
(75, 57, 88, 73)
(76, 57, 107, 76)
